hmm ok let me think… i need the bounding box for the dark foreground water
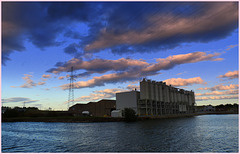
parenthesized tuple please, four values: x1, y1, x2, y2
(2, 114, 239, 152)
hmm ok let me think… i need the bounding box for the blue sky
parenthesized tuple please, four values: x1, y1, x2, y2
(2, 2, 239, 110)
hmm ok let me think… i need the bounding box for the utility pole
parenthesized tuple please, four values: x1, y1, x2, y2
(68, 66, 75, 110)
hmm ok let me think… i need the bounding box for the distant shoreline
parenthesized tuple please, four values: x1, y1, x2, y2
(2, 111, 238, 123)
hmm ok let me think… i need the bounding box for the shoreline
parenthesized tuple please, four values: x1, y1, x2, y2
(2, 112, 238, 123)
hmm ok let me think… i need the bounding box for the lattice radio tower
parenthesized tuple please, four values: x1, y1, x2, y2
(68, 66, 76, 109)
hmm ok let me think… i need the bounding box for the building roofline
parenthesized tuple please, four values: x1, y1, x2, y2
(116, 90, 140, 94)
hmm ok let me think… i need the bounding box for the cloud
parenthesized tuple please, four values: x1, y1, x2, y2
(58, 76, 65, 80)
(64, 43, 81, 55)
(60, 70, 147, 90)
(196, 95, 238, 101)
(2, 2, 237, 65)
(164, 77, 205, 87)
(84, 2, 238, 54)
(197, 84, 239, 91)
(59, 51, 222, 89)
(11, 74, 46, 88)
(49, 51, 222, 76)
(19, 74, 36, 88)
(195, 89, 238, 96)
(37, 82, 46, 85)
(2, 2, 98, 65)
(176, 72, 183, 76)
(42, 74, 51, 78)
(47, 57, 149, 74)
(2, 2, 62, 65)
(226, 44, 238, 51)
(2, 97, 38, 103)
(126, 84, 140, 91)
(142, 52, 222, 73)
(217, 70, 238, 79)
(71, 84, 141, 103)
(71, 88, 126, 103)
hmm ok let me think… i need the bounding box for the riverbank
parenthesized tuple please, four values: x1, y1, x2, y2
(1, 116, 125, 123)
(2, 111, 238, 123)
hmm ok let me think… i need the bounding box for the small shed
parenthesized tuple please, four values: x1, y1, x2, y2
(111, 110, 123, 117)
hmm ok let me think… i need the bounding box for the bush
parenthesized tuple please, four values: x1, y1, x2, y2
(3, 109, 21, 118)
(123, 108, 137, 122)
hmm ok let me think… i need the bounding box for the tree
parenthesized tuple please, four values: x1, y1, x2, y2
(123, 108, 137, 122)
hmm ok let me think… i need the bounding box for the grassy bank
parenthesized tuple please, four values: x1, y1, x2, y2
(2, 111, 238, 123)
(2, 116, 125, 123)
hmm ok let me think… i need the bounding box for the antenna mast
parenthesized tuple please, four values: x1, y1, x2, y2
(68, 66, 75, 110)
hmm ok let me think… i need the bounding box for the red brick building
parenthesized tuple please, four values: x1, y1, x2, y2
(69, 99, 116, 117)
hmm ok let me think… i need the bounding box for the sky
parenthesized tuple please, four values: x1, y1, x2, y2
(1, 1, 239, 111)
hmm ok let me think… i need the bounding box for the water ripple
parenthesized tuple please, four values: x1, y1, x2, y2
(2, 114, 238, 152)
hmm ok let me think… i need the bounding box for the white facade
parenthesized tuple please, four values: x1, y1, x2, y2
(116, 91, 140, 112)
(116, 79, 196, 117)
(111, 110, 123, 117)
(138, 78, 196, 116)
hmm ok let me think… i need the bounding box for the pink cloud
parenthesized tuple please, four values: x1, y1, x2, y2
(37, 82, 45, 85)
(196, 95, 238, 101)
(84, 3, 237, 52)
(196, 90, 238, 96)
(61, 71, 140, 90)
(11, 74, 47, 88)
(19, 74, 36, 88)
(58, 76, 65, 80)
(49, 57, 149, 74)
(71, 84, 141, 103)
(217, 70, 238, 79)
(126, 84, 140, 91)
(164, 77, 205, 87)
(60, 51, 222, 90)
(42, 74, 51, 78)
(226, 44, 238, 51)
(198, 84, 239, 91)
(142, 52, 222, 73)
(70, 88, 126, 103)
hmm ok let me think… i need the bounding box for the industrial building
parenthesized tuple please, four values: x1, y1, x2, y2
(116, 91, 140, 113)
(116, 78, 196, 117)
(69, 99, 116, 117)
(69, 79, 195, 117)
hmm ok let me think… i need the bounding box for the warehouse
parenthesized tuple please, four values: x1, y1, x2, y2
(69, 99, 116, 117)
(116, 78, 196, 117)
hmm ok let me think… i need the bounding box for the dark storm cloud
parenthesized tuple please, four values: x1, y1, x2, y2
(64, 30, 83, 39)
(2, 2, 61, 64)
(2, 2, 238, 65)
(46, 2, 91, 22)
(64, 43, 80, 55)
(2, 2, 100, 65)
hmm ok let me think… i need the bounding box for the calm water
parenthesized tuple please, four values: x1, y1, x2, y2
(1, 114, 239, 152)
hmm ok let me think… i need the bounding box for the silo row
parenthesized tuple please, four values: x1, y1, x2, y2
(138, 78, 195, 116)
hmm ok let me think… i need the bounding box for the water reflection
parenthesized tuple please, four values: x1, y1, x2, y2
(2, 114, 238, 152)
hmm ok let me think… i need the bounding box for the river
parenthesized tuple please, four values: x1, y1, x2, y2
(1, 114, 238, 152)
